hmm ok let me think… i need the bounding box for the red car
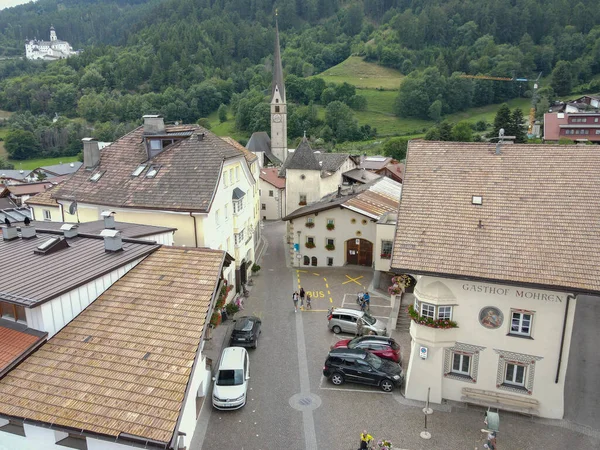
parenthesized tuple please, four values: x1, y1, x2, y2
(331, 335, 401, 363)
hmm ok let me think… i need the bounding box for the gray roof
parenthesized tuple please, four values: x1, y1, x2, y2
(283, 183, 371, 220)
(0, 207, 32, 223)
(37, 161, 83, 176)
(271, 20, 286, 102)
(343, 168, 382, 184)
(319, 152, 350, 173)
(246, 132, 282, 166)
(19, 220, 176, 239)
(0, 229, 159, 307)
(0, 170, 32, 181)
(279, 138, 321, 175)
(359, 156, 392, 171)
(232, 187, 246, 200)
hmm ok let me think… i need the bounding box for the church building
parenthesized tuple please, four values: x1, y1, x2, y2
(25, 27, 77, 61)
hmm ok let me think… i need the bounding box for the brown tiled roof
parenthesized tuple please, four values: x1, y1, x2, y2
(221, 136, 258, 163)
(392, 141, 600, 294)
(0, 246, 226, 444)
(0, 231, 159, 307)
(259, 167, 285, 189)
(0, 325, 46, 378)
(24, 186, 58, 206)
(7, 182, 54, 196)
(52, 125, 243, 212)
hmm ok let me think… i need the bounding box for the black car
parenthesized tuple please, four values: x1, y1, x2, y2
(229, 316, 261, 349)
(323, 348, 404, 392)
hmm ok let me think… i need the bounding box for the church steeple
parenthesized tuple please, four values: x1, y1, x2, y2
(270, 14, 288, 165)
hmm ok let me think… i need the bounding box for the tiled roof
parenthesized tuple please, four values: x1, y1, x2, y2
(221, 136, 258, 163)
(392, 141, 600, 294)
(52, 126, 243, 213)
(259, 167, 285, 189)
(0, 230, 159, 307)
(0, 324, 46, 378)
(246, 132, 282, 166)
(20, 220, 176, 239)
(24, 186, 59, 206)
(381, 161, 404, 181)
(318, 152, 350, 174)
(282, 138, 321, 171)
(7, 182, 54, 196)
(0, 246, 225, 444)
(284, 177, 401, 221)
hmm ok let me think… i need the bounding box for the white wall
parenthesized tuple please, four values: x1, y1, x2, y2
(404, 276, 575, 419)
(374, 221, 395, 273)
(138, 231, 174, 246)
(259, 180, 284, 220)
(26, 259, 143, 337)
(285, 169, 321, 216)
(292, 207, 377, 267)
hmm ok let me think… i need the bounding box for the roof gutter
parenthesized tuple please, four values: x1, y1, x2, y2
(168, 253, 228, 450)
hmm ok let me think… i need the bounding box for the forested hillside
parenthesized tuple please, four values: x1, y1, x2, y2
(0, 0, 599, 163)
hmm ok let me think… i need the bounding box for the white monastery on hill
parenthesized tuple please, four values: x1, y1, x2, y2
(25, 26, 77, 61)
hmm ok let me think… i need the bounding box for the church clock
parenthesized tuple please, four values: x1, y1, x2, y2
(272, 113, 282, 123)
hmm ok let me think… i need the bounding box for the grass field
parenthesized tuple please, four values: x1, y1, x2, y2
(206, 111, 250, 142)
(316, 56, 403, 90)
(6, 155, 79, 170)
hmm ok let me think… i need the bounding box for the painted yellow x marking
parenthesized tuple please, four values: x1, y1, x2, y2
(342, 275, 364, 285)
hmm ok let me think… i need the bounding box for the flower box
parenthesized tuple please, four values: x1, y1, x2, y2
(305, 222, 315, 228)
(326, 223, 335, 230)
(305, 242, 316, 249)
(325, 244, 335, 251)
(380, 253, 391, 259)
(299, 201, 307, 206)
(407, 304, 457, 329)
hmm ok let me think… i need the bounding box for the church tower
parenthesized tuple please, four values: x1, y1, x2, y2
(270, 18, 287, 165)
(50, 26, 57, 42)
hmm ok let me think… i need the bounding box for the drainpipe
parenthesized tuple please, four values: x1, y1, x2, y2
(60, 202, 65, 222)
(555, 294, 574, 384)
(190, 212, 198, 247)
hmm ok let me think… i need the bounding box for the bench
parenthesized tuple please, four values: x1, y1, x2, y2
(461, 387, 540, 416)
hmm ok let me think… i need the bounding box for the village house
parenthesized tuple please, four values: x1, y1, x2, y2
(543, 111, 600, 142)
(259, 167, 286, 220)
(283, 177, 401, 273)
(49, 116, 260, 290)
(0, 245, 229, 450)
(25, 26, 77, 61)
(391, 140, 600, 420)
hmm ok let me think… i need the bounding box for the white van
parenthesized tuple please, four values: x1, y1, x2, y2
(212, 347, 250, 410)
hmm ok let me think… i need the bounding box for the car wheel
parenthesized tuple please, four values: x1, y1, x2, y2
(380, 379, 394, 392)
(331, 372, 344, 386)
(332, 325, 341, 334)
(253, 336, 258, 349)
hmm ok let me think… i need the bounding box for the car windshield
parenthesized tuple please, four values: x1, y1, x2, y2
(364, 352, 383, 370)
(347, 337, 361, 349)
(234, 318, 254, 332)
(362, 312, 376, 325)
(216, 369, 244, 386)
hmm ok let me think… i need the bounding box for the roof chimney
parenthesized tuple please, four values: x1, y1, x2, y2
(101, 229, 123, 252)
(101, 210, 116, 229)
(82, 138, 100, 170)
(20, 226, 36, 239)
(1, 226, 18, 241)
(143, 115, 165, 135)
(60, 223, 78, 238)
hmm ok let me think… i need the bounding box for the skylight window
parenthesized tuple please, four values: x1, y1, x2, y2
(146, 165, 160, 178)
(37, 237, 59, 251)
(89, 171, 105, 182)
(131, 164, 146, 177)
(472, 195, 483, 205)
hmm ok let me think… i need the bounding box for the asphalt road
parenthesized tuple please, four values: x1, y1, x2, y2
(193, 221, 600, 450)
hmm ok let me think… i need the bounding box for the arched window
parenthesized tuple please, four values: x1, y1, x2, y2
(303, 256, 310, 266)
(311, 257, 318, 266)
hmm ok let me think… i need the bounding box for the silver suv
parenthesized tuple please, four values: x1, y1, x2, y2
(327, 308, 387, 336)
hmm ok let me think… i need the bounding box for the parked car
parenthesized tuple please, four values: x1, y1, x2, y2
(323, 348, 404, 392)
(212, 347, 250, 410)
(230, 315, 261, 348)
(331, 335, 401, 363)
(327, 308, 387, 336)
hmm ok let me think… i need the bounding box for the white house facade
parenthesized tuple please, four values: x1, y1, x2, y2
(259, 167, 285, 220)
(25, 27, 77, 60)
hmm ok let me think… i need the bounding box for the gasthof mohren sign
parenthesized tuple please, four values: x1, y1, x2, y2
(461, 283, 564, 303)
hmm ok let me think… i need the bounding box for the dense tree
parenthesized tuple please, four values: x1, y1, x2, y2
(451, 121, 473, 142)
(492, 104, 512, 138)
(325, 101, 359, 142)
(550, 61, 573, 96)
(382, 138, 408, 161)
(5, 129, 40, 160)
(218, 104, 228, 123)
(508, 109, 527, 143)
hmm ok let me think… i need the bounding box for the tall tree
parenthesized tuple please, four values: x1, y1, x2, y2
(492, 103, 512, 137)
(550, 61, 573, 96)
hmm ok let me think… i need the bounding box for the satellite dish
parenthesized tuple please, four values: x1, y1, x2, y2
(68, 201, 78, 215)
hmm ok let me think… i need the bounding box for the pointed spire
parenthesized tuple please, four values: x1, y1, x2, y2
(272, 15, 286, 102)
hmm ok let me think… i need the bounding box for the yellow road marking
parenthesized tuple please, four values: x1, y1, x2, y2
(329, 298, 333, 303)
(297, 270, 308, 273)
(312, 272, 320, 276)
(325, 283, 329, 288)
(327, 291, 331, 295)
(342, 275, 364, 285)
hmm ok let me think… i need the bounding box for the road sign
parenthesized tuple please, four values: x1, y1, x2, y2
(419, 346, 428, 359)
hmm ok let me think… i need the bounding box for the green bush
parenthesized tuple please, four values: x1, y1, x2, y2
(225, 302, 239, 316)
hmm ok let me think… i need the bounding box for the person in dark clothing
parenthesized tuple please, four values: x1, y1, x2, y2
(299, 287, 305, 307)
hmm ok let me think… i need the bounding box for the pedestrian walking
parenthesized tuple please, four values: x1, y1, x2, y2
(299, 287, 305, 307)
(292, 291, 299, 312)
(356, 317, 364, 336)
(306, 293, 312, 309)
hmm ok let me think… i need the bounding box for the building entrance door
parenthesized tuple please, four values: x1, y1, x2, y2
(346, 239, 373, 266)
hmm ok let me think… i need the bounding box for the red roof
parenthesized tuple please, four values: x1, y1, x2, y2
(260, 167, 285, 189)
(0, 325, 46, 377)
(7, 182, 54, 196)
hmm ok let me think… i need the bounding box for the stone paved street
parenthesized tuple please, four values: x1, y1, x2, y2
(190, 221, 600, 450)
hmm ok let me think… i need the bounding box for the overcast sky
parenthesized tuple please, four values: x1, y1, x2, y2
(0, 0, 35, 10)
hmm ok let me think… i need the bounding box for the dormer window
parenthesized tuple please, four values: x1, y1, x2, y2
(146, 165, 160, 178)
